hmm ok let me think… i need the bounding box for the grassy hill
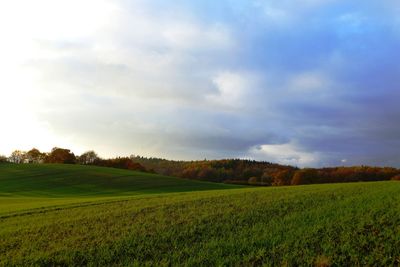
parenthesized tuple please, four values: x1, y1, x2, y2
(0, 164, 238, 197)
(1, 164, 400, 266)
(0, 163, 240, 215)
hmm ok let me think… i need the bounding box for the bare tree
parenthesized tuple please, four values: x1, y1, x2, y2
(9, 150, 26, 164)
(78, 150, 99, 165)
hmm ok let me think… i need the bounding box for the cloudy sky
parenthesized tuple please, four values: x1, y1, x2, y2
(1, 0, 400, 167)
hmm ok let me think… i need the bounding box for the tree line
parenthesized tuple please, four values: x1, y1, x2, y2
(2, 148, 400, 186)
(130, 156, 400, 185)
(2, 148, 146, 172)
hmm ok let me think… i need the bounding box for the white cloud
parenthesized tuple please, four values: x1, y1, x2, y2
(1, 0, 399, 167)
(208, 72, 248, 106)
(162, 22, 233, 51)
(0, 0, 239, 157)
(250, 142, 319, 167)
(206, 71, 265, 109)
(289, 71, 330, 92)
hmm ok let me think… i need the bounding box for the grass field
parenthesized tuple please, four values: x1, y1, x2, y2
(1, 164, 400, 266)
(0, 163, 239, 215)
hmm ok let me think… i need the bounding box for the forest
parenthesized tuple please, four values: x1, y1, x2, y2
(3, 147, 400, 186)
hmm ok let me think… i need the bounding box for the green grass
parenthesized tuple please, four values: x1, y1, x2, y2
(0, 163, 240, 214)
(1, 164, 400, 266)
(0, 163, 238, 197)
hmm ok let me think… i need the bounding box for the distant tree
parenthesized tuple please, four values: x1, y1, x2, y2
(291, 168, 319, 185)
(215, 168, 232, 182)
(101, 155, 400, 186)
(78, 150, 99, 165)
(95, 157, 146, 172)
(0, 155, 7, 163)
(272, 169, 293, 186)
(260, 172, 273, 186)
(290, 172, 303, 185)
(242, 167, 263, 179)
(45, 147, 76, 164)
(248, 176, 259, 185)
(197, 167, 216, 181)
(391, 175, 400, 181)
(26, 148, 44, 163)
(9, 150, 26, 164)
(181, 167, 199, 179)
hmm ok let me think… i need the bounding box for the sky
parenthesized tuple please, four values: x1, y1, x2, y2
(1, 0, 400, 167)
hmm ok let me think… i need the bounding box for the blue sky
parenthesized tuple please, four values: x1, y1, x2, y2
(1, 0, 400, 167)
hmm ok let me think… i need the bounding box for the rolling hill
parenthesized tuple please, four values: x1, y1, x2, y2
(0, 163, 241, 215)
(0, 163, 239, 197)
(1, 163, 400, 266)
